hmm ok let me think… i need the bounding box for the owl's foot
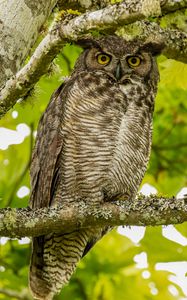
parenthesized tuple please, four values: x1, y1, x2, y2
(105, 193, 130, 202)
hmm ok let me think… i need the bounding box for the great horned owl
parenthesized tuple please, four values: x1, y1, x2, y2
(29, 35, 163, 300)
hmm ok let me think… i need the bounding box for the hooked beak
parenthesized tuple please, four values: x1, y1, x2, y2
(115, 62, 122, 81)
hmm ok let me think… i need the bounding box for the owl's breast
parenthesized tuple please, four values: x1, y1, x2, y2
(60, 73, 153, 201)
(107, 102, 152, 199)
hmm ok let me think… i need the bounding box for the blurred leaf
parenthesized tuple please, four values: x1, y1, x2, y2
(160, 60, 187, 90)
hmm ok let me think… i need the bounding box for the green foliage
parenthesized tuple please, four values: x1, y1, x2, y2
(146, 56, 187, 195)
(0, 46, 187, 300)
(110, 0, 123, 4)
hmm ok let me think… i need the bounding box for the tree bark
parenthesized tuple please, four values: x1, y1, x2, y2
(0, 0, 57, 89)
(1, 195, 187, 238)
(58, 0, 187, 13)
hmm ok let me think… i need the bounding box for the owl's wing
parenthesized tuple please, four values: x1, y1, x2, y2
(30, 83, 65, 209)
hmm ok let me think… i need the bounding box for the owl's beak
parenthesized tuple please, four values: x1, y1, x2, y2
(115, 62, 122, 81)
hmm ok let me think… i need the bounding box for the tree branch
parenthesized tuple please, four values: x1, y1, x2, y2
(0, 288, 31, 300)
(1, 195, 187, 238)
(57, 0, 187, 14)
(120, 21, 187, 63)
(161, 0, 187, 14)
(1, 1, 187, 118)
(60, 1, 162, 39)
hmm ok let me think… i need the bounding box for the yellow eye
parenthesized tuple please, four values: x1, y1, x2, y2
(127, 56, 141, 68)
(97, 53, 111, 65)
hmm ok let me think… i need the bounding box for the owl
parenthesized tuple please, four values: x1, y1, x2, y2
(29, 35, 163, 299)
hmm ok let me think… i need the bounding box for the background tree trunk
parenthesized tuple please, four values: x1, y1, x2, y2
(0, 0, 57, 88)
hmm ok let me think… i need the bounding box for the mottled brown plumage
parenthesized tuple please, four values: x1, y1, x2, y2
(29, 35, 163, 299)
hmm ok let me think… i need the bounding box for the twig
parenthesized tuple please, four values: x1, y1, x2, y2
(0, 288, 31, 300)
(153, 142, 187, 150)
(0, 27, 64, 118)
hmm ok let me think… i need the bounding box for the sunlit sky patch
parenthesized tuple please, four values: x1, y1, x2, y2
(142, 270, 151, 279)
(149, 282, 158, 296)
(0, 123, 30, 150)
(11, 110, 18, 119)
(177, 187, 187, 199)
(17, 186, 30, 198)
(168, 284, 179, 297)
(140, 183, 157, 196)
(3, 159, 9, 165)
(156, 262, 187, 296)
(134, 251, 148, 269)
(118, 226, 146, 244)
(162, 225, 187, 246)
(18, 237, 31, 245)
(0, 237, 9, 245)
(0, 266, 5, 272)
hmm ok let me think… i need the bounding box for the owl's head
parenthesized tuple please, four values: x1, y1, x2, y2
(74, 35, 164, 87)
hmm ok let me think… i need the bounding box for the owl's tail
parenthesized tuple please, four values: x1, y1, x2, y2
(29, 230, 92, 300)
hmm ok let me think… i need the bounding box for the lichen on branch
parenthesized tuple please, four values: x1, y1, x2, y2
(1, 195, 187, 238)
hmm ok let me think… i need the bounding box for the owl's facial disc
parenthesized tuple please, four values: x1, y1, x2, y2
(84, 47, 152, 84)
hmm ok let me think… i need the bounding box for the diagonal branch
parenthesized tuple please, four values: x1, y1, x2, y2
(0, 288, 31, 300)
(0, 194, 187, 238)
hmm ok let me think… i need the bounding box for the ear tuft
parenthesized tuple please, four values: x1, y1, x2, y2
(141, 40, 165, 56)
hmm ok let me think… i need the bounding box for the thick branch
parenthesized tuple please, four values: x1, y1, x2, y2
(60, 1, 161, 39)
(0, 195, 187, 238)
(57, 0, 187, 13)
(161, 0, 187, 13)
(120, 21, 187, 63)
(1, 1, 187, 117)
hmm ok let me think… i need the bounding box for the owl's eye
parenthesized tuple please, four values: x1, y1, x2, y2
(97, 53, 111, 65)
(127, 56, 141, 68)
